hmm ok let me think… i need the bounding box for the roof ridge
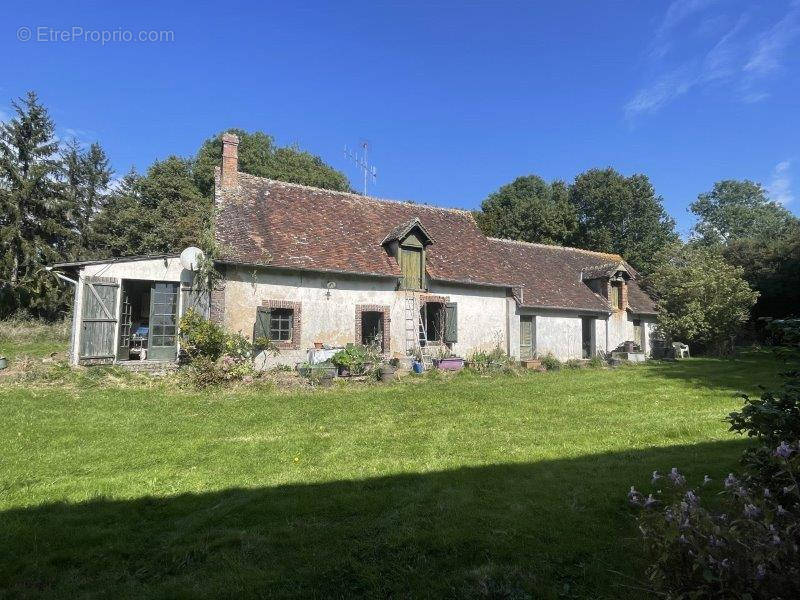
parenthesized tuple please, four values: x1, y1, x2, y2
(487, 237, 623, 260)
(235, 172, 475, 217)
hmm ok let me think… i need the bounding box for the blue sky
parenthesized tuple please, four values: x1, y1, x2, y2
(3, 0, 799, 236)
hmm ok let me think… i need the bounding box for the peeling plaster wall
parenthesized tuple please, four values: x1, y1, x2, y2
(81, 257, 187, 282)
(427, 281, 510, 358)
(222, 267, 509, 369)
(534, 312, 585, 360)
(606, 311, 657, 354)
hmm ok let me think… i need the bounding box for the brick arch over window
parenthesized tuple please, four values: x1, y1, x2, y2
(355, 304, 391, 353)
(260, 299, 302, 350)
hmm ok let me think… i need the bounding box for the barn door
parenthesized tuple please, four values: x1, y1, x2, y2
(79, 277, 119, 362)
(117, 284, 133, 361)
(148, 282, 179, 361)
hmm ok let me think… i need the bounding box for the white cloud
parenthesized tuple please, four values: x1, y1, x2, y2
(768, 160, 794, 205)
(650, 0, 721, 59)
(627, 2, 800, 118)
(744, 3, 800, 75)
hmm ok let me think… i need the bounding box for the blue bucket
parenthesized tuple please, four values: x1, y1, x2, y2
(412, 361, 424, 374)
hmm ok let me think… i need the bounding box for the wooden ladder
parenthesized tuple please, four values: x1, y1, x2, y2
(404, 292, 428, 356)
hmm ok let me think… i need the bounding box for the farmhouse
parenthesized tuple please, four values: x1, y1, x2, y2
(51, 134, 658, 368)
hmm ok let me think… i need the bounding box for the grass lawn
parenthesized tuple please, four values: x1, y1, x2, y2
(0, 351, 787, 599)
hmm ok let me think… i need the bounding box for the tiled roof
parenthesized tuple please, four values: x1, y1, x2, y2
(214, 173, 658, 314)
(215, 174, 513, 286)
(489, 238, 617, 312)
(626, 279, 658, 316)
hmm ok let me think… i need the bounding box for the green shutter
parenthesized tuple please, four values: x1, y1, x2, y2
(444, 302, 458, 343)
(254, 308, 271, 342)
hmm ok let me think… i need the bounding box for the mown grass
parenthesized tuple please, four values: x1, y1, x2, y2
(0, 350, 789, 599)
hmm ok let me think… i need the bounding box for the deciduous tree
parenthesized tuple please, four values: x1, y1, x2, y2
(646, 244, 759, 355)
(568, 168, 678, 274)
(477, 175, 576, 245)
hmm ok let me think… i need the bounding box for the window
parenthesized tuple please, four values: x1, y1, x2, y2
(269, 308, 293, 341)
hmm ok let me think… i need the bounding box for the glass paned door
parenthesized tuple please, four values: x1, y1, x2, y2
(520, 316, 534, 360)
(117, 285, 132, 360)
(148, 282, 179, 361)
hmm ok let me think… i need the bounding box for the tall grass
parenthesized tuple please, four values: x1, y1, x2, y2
(0, 315, 71, 343)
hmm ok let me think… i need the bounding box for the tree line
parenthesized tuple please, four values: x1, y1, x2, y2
(2, 91, 797, 353)
(0, 92, 351, 319)
(475, 170, 799, 351)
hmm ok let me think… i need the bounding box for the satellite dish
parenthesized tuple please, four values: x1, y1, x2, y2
(180, 247, 205, 271)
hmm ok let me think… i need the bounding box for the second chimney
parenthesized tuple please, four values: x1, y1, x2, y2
(221, 132, 239, 189)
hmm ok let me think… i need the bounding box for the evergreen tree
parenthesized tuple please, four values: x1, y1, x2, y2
(0, 92, 73, 318)
(88, 158, 211, 257)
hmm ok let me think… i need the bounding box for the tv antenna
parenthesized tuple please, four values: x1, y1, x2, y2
(344, 141, 377, 195)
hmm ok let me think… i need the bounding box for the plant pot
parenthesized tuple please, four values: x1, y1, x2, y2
(379, 365, 397, 382)
(434, 357, 465, 371)
(623, 341, 636, 353)
(520, 359, 541, 370)
(412, 361, 424, 374)
(314, 342, 324, 349)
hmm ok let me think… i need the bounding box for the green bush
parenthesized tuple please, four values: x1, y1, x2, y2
(587, 355, 606, 368)
(631, 371, 800, 598)
(331, 344, 380, 376)
(468, 347, 513, 373)
(178, 309, 253, 361)
(539, 353, 561, 371)
(187, 355, 256, 388)
(564, 359, 583, 369)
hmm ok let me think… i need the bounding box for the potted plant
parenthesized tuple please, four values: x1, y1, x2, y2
(377, 358, 399, 382)
(434, 356, 465, 371)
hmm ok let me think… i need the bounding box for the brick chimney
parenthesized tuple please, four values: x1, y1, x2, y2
(221, 132, 239, 189)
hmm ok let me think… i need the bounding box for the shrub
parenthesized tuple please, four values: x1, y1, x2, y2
(539, 353, 561, 371)
(630, 456, 800, 600)
(179, 309, 253, 361)
(467, 347, 509, 372)
(331, 344, 380, 376)
(587, 355, 606, 369)
(630, 372, 800, 598)
(187, 355, 256, 388)
(564, 359, 583, 369)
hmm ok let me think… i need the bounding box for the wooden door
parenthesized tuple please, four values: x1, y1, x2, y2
(148, 282, 179, 361)
(633, 320, 643, 349)
(79, 277, 119, 362)
(116, 284, 132, 360)
(401, 247, 423, 290)
(520, 316, 534, 359)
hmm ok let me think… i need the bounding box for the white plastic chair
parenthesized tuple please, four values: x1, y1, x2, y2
(672, 342, 690, 358)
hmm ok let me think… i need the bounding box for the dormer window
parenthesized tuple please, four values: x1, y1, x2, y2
(582, 262, 630, 312)
(382, 218, 434, 291)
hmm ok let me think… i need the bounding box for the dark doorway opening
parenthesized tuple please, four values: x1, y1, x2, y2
(360, 311, 385, 351)
(423, 302, 444, 345)
(117, 280, 178, 362)
(581, 317, 594, 359)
